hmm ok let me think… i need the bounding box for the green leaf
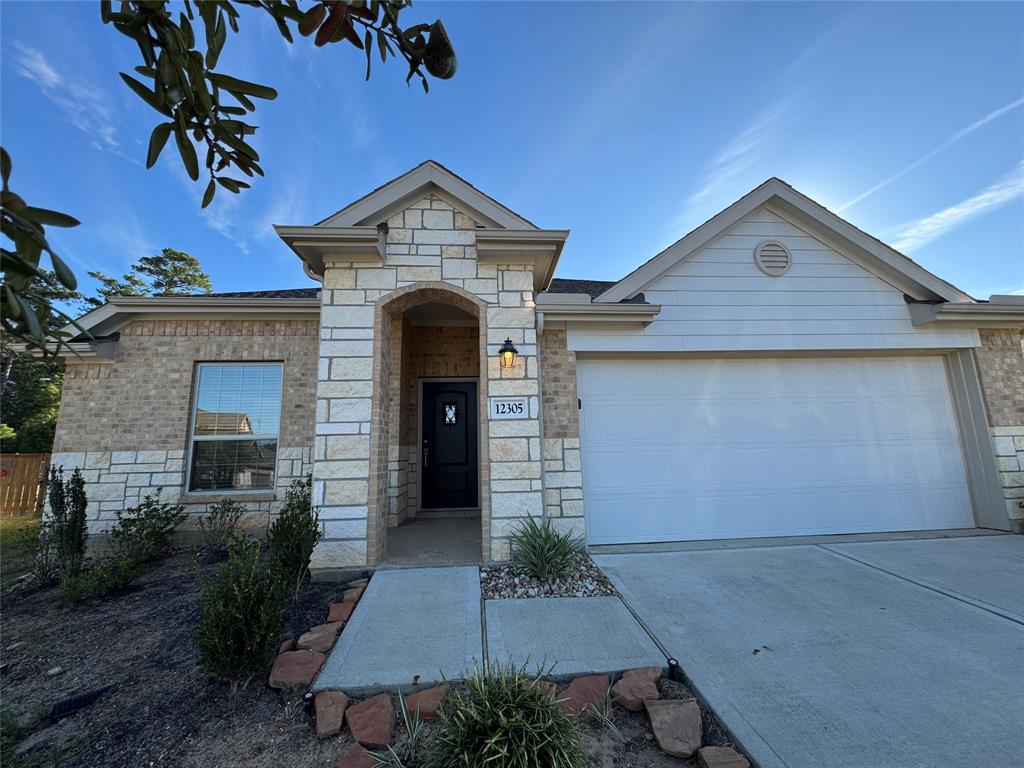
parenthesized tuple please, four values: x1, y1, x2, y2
(216, 177, 250, 194)
(206, 73, 277, 100)
(20, 207, 80, 228)
(15, 293, 45, 343)
(174, 118, 200, 181)
(0, 147, 11, 189)
(146, 123, 174, 168)
(119, 72, 172, 116)
(364, 30, 372, 80)
(201, 178, 216, 208)
(50, 252, 78, 290)
(298, 3, 326, 36)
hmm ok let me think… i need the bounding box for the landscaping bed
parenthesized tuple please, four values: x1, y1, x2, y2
(2, 553, 748, 767)
(480, 552, 617, 599)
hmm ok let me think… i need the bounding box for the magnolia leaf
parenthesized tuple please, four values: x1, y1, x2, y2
(146, 123, 174, 168)
(119, 72, 171, 116)
(0, 147, 10, 188)
(201, 178, 216, 208)
(364, 31, 373, 80)
(174, 119, 200, 180)
(20, 207, 80, 228)
(207, 73, 277, 100)
(49, 252, 78, 290)
(299, 3, 326, 36)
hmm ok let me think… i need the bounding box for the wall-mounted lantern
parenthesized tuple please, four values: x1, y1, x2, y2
(498, 338, 518, 369)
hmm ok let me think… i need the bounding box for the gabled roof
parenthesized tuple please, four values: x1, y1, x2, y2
(595, 178, 976, 304)
(315, 160, 537, 230)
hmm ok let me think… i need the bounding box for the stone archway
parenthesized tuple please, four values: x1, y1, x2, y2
(365, 282, 491, 565)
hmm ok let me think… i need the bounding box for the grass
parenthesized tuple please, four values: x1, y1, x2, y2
(0, 516, 40, 589)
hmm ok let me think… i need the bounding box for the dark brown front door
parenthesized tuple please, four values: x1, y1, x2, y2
(421, 381, 478, 509)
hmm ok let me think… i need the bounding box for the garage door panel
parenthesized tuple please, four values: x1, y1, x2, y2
(577, 357, 974, 545)
(583, 442, 967, 493)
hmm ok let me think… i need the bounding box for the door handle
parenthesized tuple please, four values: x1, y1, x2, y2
(423, 445, 429, 468)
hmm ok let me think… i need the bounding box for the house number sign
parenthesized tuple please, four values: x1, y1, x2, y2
(489, 396, 528, 420)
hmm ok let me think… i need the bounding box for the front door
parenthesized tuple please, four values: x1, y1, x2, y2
(421, 381, 478, 509)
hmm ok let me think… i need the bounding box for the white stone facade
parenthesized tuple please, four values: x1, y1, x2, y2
(542, 437, 586, 538)
(992, 427, 1024, 529)
(312, 193, 547, 571)
(48, 447, 312, 534)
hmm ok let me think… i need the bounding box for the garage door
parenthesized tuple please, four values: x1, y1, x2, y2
(577, 357, 974, 545)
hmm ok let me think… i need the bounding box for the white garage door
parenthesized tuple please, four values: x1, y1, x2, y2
(577, 357, 974, 545)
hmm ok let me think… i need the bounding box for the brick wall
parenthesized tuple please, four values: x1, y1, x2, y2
(539, 326, 585, 537)
(50, 317, 318, 533)
(55, 318, 317, 452)
(973, 328, 1024, 530)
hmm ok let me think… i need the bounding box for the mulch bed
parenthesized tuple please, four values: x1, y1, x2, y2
(0, 553, 351, 768)
(480, 553, 618, 599)
(1, 553, 741, 767)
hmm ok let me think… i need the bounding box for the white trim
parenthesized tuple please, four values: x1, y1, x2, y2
(909, 299, 1024, 329)
(184, 362, 285, 495)
(315, 160, 536, 230)
(595, 178, 975, 305)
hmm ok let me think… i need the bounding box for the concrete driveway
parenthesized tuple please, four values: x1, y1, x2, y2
(594, 534, 1024, 768)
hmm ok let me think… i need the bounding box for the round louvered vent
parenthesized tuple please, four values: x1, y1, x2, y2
(754, 240, 791, 277)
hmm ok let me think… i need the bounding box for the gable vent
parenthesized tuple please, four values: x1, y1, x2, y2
(754, 240, 791, 277)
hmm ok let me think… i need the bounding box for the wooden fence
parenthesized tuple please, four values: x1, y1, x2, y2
(0, 454, 50, 517)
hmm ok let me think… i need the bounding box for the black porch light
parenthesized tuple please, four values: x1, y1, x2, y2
(498, 337, 518, 369)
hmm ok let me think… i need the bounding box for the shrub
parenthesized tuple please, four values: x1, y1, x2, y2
(32, 522, 60, 585)
(60, 555, 145, 602)
(45, 465, 89, 585)
(195, 537, 286, 691)
(509, 517, 583, 582)
(426, 661, 586, 768)
(197, 499, 246, 559)
(110, 490, 187, 564)
(267, 477, 322, 599)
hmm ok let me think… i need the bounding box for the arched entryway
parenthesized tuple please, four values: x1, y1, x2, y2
(365, 283, 491, 566)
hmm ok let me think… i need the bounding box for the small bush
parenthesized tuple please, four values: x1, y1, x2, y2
(195, 537, 286, 691)
(45, 465, 89, 585)
(60, 555, 145, 602)
(32, 522, 60, 586)
(426, 661, 586, 768)
(509, 517, 583, 582)
(198, 499, 246, 559)
(110, 490, 187, 564)
(267, 477, 322, 599)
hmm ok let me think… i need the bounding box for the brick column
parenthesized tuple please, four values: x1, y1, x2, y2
(973, 328, 1024, 532)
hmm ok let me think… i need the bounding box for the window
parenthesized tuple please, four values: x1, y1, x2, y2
(187, 363, 283, 492)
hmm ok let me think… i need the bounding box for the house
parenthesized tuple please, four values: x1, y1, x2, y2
(51, 161, 1024, 577)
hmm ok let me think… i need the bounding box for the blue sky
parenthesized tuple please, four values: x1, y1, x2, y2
(2, 1, 1022, 301)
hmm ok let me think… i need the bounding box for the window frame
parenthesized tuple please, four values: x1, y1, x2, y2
(184, 361, 285, 495)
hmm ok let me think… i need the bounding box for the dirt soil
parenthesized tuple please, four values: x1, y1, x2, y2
(1, 553, 742, 768)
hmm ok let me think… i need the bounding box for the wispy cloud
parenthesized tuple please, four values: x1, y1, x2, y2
(10, 40, 120, 152)
(839, 97, 1024, 212)
(670, 98, 793, 233)
(686, 100, 791, 209)
(891, 162, 1024, 252)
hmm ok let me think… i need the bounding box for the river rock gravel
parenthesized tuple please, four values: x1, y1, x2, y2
(479, 554, 617, 599)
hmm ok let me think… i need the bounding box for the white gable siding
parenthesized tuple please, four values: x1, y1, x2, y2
(567, 208, 979, 353)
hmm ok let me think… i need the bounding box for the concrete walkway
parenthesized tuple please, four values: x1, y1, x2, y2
(314, 565, 666, 692)
(486, 596, 664, 677)
(313, 566, 482, 694)
(595, 535, 1024, 768)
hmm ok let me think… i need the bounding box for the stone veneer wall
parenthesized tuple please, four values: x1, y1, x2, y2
(50, 318, 317, 534)
(312, 193, 545, 571)
(539, 326, 585, 537)
(974, 328, 1024, 531)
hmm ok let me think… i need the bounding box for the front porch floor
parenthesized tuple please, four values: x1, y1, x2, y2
(382, 517, 482, 567)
